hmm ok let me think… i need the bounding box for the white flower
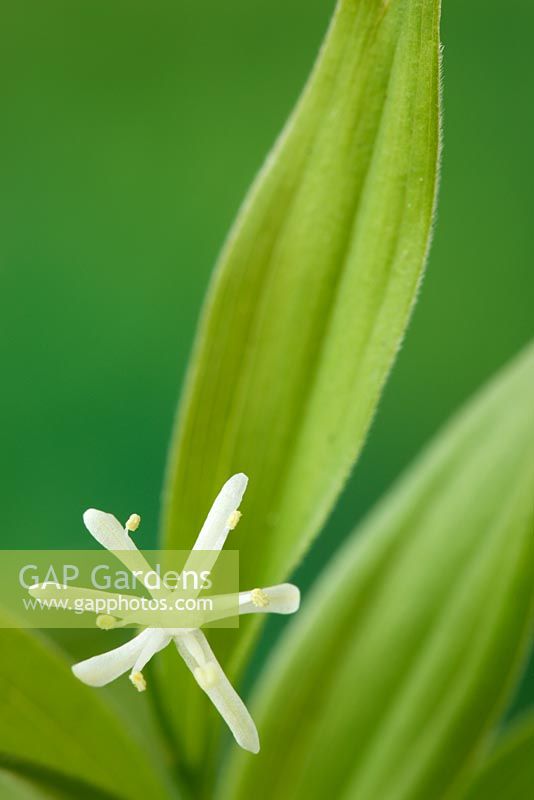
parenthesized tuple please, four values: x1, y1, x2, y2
(70, 474, 300, 753)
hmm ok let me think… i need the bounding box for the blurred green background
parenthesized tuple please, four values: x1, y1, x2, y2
(1, 0, 532, 712)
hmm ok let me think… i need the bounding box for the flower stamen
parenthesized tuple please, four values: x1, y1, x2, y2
(96, 614, 119, 630)
(227, 510, 242, 530)
(126, 513, 141, 532)
(194, 662, 219, 689)
(130, 671, 146, 692)
(251, 588, 270, 608)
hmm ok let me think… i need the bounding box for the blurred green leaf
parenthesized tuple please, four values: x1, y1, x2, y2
(220, 344, 534, 800)
(0, 625, 174, 800)
(460, 714, 534, 800)
(159, 0, 441, 766)
(0, 765, 118, 800)
(0, 771, 54, 800)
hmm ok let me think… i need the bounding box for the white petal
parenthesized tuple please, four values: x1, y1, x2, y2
(202, 583, 301, 626)
(83, 509, 136, 551)
(72, 628, 152, 687)
(192, 473, 248, 551)
(83, 509, 163, 599)
(238, 583, 300, 615)
(175, 630, 259, 753)
(131, 629, 172, 674)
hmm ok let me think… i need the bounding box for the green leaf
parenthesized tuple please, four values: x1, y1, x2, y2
(0, 771, 55, 800)
(219, 343, 534, 800)
(460, 714, 534, 800)
(0, 765, 117, 800)
(163, 0, 441, 603)
(0, 625, 174, 800)
(158, 0, 441, 765)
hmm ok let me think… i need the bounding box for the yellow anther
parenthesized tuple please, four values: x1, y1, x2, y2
(96, 614, 118, 630)
(194, 662, 219, 690)
(126, 513, 141, 532)
(251, 588, 270, 608)
(130, 671, 146, 692)
(227, 510, 242, 530)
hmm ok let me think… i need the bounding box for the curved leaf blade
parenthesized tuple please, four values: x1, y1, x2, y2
(0, 626, 173, 800)
(0, 771, 54, 800)
(162, 0, 441, 591)
(220, 344, 534, 800)
(0, 764, 119, 800)
(158, 0, 441, 766)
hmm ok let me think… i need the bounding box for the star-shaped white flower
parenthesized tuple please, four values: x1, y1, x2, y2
(70, 474, 299, 753)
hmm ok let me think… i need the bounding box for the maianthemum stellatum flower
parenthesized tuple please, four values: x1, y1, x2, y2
(69, 473, 300, 753)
